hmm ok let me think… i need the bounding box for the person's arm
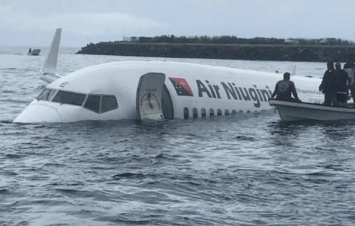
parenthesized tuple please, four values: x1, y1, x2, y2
(271, 82, 278, 99)
(319, 71, 327, 91)
(347, 70, 352, 86)
(291, 82, 300, 101)
(346, 69, 354, 86)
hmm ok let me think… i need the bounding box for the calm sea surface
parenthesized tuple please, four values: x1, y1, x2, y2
(1, 46, 355, 226)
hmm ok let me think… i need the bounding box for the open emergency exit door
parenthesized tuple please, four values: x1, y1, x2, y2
(136, 73, 166, 120)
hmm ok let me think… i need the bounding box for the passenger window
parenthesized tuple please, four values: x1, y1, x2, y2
(201, 108, 206, 118)
(38, 89, 56, 101)
(192, 108, 198, 119)
(101, 95, 118, 113)
(52, 91, 85, 106)
(84, 95, 100, 113)
(184, 107, 189, 119)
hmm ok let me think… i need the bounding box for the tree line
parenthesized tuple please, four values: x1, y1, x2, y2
(122, 35, 354, 46)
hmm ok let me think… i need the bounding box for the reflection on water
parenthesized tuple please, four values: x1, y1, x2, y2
(268, 119, 355, 142)
(267, 121, 303, 147)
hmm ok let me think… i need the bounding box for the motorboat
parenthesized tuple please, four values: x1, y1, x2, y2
(27, 48, 41, 56)
(269, 99, 355, 121)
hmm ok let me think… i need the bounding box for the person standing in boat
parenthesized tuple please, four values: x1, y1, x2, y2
(344, 57, 355, 105)
(334, 62, 349, 107)
(271, 72, 301, 102)
(319, 61, 336, 106)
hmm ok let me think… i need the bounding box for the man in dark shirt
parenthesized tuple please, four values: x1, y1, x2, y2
(319, 61, 336, 106)
(271, 72, 300, 102)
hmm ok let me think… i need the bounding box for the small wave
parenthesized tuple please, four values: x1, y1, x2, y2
(112, 172, 147, 180)
(0, 189, 9, 194)
(235, 135, 256, 141)
(55, 188, 79, 194)
(95, 216, 152, 225)
(1, 90, 15, 94)
(0, 120, 13, 124)
(50, 181, 85, 186)
(43, 162, 64, 167)
(0, 67, 17, 70)
(3, 171, 18, 176)
(0, 99, 30, 104)
(5, 153, 22, 159)
(304, 171, 333, 176)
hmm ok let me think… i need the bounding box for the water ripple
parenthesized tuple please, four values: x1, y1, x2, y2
(1, 52, 355, 225)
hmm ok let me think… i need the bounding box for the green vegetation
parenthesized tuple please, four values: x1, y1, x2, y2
(76, 35, 355, 62)
(124, 35, 353, 46)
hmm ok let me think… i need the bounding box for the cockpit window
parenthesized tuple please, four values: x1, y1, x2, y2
(84, 95, 100, 113)
(37, 89, 57, 101)
(84, 94, 118, 113)
(52, 91, 86, 106)
(101, 95, 118, 113)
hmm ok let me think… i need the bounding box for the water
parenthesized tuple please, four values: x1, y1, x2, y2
(1, 46, 355, 226)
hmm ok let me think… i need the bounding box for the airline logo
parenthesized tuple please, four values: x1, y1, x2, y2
(169, 77, 194, 96)
(169, 77, 320, 108)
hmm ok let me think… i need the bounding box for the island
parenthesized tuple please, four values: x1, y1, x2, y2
(76, 36, 355, 62)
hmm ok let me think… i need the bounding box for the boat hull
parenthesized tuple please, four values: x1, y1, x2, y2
(269, 99, 355, 121)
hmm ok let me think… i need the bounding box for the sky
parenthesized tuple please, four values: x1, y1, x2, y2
(1, 0, 355, 47)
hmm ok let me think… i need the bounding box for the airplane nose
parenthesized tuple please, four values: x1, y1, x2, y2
(13, 103, 62, 123)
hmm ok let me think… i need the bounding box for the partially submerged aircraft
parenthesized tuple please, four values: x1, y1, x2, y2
(14, 28, 324, 123)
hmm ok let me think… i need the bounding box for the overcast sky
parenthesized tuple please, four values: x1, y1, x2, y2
(1, 0, 355, 47)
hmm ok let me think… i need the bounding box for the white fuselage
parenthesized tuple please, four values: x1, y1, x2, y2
(14, 61, 324, 123)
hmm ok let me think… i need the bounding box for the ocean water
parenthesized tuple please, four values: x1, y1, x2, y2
(1, 46, 355, 226)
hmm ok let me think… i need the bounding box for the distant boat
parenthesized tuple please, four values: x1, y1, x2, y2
(27, 48, 41, 56)
(269, 99, 355, 121)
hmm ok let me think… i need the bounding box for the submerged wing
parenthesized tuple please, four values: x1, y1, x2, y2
(40, 28, 62, 83)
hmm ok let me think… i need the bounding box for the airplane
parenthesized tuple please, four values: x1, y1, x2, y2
(13, 28, 324, 123)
